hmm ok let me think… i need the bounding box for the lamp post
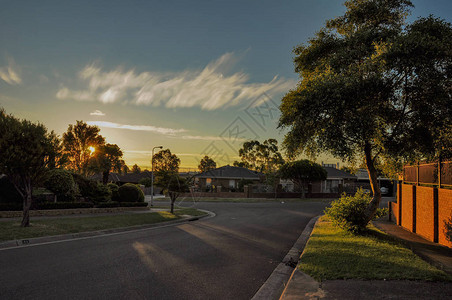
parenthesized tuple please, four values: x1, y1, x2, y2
(150, 146, 163, 206)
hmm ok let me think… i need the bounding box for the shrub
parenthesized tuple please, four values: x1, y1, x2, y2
(118, 183, 145, 202)
(325, 189, 386, 234)
(37, 202, 94, 210)
(0, 202, 23, 211)
(107, 183, 120, 202)
(95, 201, 120, 208)
(119, 202, 148, 207)
(44, 169, 77, 201)
(138, 177, 152, 187)
(91, 183, 112, 203)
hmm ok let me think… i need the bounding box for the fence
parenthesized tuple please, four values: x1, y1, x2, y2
(403, 161, 452, 187)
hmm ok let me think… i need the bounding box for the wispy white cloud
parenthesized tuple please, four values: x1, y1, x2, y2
(179, 135, 247, 142)
(86, 121, 187, 135)
(56, 52, 296, 110)
(90, 110, 106, 116)
(0, 58, 22, 85)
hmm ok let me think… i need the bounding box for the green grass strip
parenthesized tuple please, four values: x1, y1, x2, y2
(0, 209, 207, 242)
(299, 217, 452, 281)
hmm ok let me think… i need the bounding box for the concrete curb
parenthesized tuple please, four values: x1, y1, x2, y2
(252, 215, 320, 300)
(279, 217, 323, 300)
(0, 209, 215, 251)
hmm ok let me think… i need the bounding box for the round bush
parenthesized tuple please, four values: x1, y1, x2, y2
(44, 169, 76, 201)
(118, 183, 145, 202)
(107, 183, 120, 201)
(324, 189, 372, 234)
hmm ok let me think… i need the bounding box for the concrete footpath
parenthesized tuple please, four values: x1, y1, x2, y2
(279, 218, 452, 300)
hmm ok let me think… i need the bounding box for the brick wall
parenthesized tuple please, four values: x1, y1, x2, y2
(391, 183, 452, 248)
(401, 184, 414, 231)
(416, 186, 435, 241)
(438, 188, 452, 247)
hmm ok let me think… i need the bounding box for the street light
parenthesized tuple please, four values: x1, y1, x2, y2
(150, 146, 163, 206)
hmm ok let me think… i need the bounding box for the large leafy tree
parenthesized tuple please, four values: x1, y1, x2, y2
(279, 0, 452, 222)
(234, 139, 284, 173)
(279, 160, 327, 198)
(62, 121, 105, 176)
(89, 143, 125, 184)
(0, 109, 57, 226)
(198, 155, 217, 173)
(153, 149, 180, 174)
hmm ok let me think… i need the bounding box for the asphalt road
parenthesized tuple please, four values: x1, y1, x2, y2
(0, 201, 328, 300)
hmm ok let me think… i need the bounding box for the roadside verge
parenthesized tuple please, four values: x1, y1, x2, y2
(0, 209, 215, 251)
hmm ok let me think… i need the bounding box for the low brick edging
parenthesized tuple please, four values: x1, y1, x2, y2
(0, 206, 149, 218)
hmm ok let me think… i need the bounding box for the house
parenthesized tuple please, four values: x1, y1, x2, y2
(355, 168, 395, 196)
(91, 171, 153, 185)
(311, 165, 357, 193)
(194, 165, 262, 192)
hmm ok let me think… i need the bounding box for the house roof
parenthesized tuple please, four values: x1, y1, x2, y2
(91, 171, 152, 184)
(324, 167, 357, 180)
(194, 165, 261, 180)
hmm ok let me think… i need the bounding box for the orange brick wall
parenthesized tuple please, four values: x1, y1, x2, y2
(438, 189, 452, 248)
(401, 184, 414, 231)
(415, 186, 435, 241)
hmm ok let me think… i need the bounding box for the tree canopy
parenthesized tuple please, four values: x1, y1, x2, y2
(234, 139, 284, 173)
(153, 149, 180, 174)
(279, 160, 327, 197)
(62, 121, 105, 176)
(89, 143, 124, 184)
(0, 108, 57, 226)
(279, 0, 452, 221)
(198, 155, 217, 173)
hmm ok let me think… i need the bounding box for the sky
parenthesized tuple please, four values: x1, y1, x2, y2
(1, 0, 451, 170)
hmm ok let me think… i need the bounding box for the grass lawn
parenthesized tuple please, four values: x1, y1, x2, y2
(154, 197, 334, 203)
(0, 208, 207, 242)
(299, 217, 452, 281)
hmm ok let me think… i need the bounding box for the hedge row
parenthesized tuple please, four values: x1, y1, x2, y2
(0, 201, 149, 211)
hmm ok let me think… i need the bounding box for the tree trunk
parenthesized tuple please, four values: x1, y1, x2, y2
(363, 143, 382, 223)
(102, 171, 109, 185)
(170, 195, 175, 214)
(21, 182, 32, 227)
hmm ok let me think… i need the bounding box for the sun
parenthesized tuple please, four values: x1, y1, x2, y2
(88, 146, 96, 155)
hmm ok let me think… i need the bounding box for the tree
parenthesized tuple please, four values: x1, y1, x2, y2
(279, 0, 451, 223)
(198, 156, 217, 173)
(89, 143, 124, 184)
(62, 121, 105, 176)
(279, 160, 327, 198)
(235, 139, 284, 173)
(0, 109, 56, 226)
(121, 164, 130, 174)
(153, 149, 180, 174)
(156, 173, 189, 213)
(131, 164, 141, 174)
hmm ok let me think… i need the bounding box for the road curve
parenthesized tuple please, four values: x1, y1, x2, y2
(0, 201, 327, 300)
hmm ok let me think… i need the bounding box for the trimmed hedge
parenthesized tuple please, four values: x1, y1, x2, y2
(37, 202, 94, 210)
(118, 183, 145, 202)
(119, 202, 148, 207)
(95, 201, 120, 208)
(0, 203, 23, 211)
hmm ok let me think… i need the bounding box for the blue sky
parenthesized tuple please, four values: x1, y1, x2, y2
(1, 0, 451, 169)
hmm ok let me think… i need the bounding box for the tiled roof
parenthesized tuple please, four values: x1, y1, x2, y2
(324, 167, 357, 179)
(195, 165, 261, 180)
